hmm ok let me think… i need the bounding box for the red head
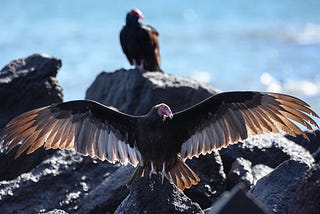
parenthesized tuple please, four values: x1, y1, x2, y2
(129, 8, 144, 19)
(157, 103, 173, 120)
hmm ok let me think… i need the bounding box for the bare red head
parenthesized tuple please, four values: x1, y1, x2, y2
(157, 103, 173, 119)
(129, 8, 144, 19)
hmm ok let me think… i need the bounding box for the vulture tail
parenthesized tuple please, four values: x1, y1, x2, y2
(168, 157, 200, 190)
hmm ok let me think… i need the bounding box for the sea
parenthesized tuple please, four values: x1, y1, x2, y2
(1, 0, 320, 127)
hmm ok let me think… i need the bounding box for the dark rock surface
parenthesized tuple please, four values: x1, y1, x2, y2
(85, 68, 217, 115)
(0, 53, 63, 128)
(78, 166, 134, 213)
(219, 134, 314, 175)
(227, 157, 253, 189)
(288, 163, 320, 214)
(250, 158, 314, 214)
(184, 152, 226, 209)
(206, 184, 268, 214)
(0, 150, 118, 213)
(115, 174, 203, 214)
(0, 54, 63, 181)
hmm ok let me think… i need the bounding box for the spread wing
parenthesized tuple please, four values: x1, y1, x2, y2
(169, 91, 319, 160)
(0, 100, 142, 166)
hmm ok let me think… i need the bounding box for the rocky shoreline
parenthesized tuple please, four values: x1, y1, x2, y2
(0, 54, 319, 213)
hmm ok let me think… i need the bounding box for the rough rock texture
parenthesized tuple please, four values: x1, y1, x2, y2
(115, 174, 203, 214)
(251, 164, 273, 186)
(184, 152, 226, 209)
(0, 54, 63, 181)
(78, 166, 134, 213)
(288, 163, 320, 214)
(219, 134, 314, 175)
(206, 184, 268, 214)
(250, 158, 314, 214)
(0, 150, 118, 213)
(0, 54, 63, 128)
(286, 130, 320, 161)
(85, 68, 217, 115)
(227, 157, 253, 189)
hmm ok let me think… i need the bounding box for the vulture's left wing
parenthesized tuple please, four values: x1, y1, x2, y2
(0, 100, 141, 166)
(169, 91, 319, 160)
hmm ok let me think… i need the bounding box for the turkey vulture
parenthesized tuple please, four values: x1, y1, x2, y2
(1, 91, 319, 190)
(120, 8, 162, 72)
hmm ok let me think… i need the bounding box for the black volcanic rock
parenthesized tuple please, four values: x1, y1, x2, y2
(184, 152, 226, 209)
(0, 150, 118, 213)
(288, 163, 320, 214)
(85, 68, 217, 115)
(115, 174, 203, 214)
(219, 134, 314, 176)
(0, 53, 63, 128)
(250, 158, 314, 214)
(0, 54, 63, 181)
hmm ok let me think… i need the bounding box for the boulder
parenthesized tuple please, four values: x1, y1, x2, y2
(250, 158, 314, 214)
(206, 184, 268, 214)
(85, 68, 217, 115)
(0, 54, 63, 181)
(78, 166, 134, 213)
(226, 157, 253, 189)
(184, 151, 226, 209)
(0, 53, 63, 128)
(219, 134, 314, 175)
(115, 174, 203, 214)
(288, 163, 320, 214)
(0, 150, 118, 213)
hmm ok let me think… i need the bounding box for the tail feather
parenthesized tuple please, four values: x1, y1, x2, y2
(168, 158, 200, 190)
(126, 158, 200, 190)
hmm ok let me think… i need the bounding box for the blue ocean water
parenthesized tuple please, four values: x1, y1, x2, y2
(1, 0, 320, 126)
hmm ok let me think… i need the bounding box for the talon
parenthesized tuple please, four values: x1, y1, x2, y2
(149, 161, 156, 179)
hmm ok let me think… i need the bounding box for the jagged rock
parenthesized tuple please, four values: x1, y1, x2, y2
(250, 158, 314, 214)
(184, 151, 226, 209)
(115, 174, 203, 214)
(251, 164, 273, 185)
(78, 166, 134, 213)
(288, 163, 320, 214)
(219, 134, 314, 176)
(44, 209, 69, 214)
(85, 68, 217, 115)
(285, 130, 320, 160)
(0, 53, 63, 128)
(206, 184, 268, 214)
(0, 54, 64, 181)
(227, 157, 253, 189)
(0, 150, 119, 213)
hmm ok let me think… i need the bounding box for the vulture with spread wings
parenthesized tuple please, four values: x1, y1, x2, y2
(120, 8, 162, 72)
(1, 91, 319, 190)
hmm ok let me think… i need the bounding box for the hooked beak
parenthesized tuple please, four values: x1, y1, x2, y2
(162, 113, 173, 122)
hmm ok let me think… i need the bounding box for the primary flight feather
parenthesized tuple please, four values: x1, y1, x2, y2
(1, 91, 319, 190)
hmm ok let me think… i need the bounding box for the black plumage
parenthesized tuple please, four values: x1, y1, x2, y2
(120, 8, 161, 72)
(1, 91, 319, 190)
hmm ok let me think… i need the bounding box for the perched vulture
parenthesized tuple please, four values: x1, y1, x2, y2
(120, 8, 162, 72)
(1, 91, 319, 190)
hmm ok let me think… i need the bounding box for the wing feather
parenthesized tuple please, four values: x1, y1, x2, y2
(0, 100, 141, 166)
(171, 92, 319, 160)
